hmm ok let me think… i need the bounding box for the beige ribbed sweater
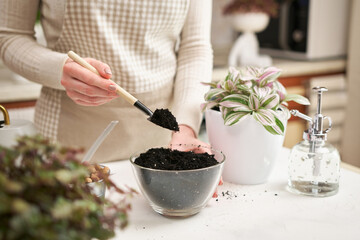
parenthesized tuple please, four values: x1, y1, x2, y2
(0, 0, 213, 162)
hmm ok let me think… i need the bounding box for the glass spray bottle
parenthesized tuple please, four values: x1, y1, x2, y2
(287, 87, 341, 197)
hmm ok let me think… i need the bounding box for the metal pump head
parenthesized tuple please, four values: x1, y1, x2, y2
(290, 86, 332, 142)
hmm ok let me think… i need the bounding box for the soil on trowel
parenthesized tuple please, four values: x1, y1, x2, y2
(134, 147, 218, 170)
(150, 108, 179, 131)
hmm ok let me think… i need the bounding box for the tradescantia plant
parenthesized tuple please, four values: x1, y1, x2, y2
(202, 66, 310, 135)
(0, 135, 136, 240)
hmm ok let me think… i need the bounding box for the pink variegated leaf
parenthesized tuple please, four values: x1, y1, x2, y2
(238, 66, 257, 81)
(223, 111, 248, 126)
(244, 80, 253, 88)
(220, 94, 249, 108)
(253, 109, 276, 126)
(269, 109, 286, 133)
(237, 83, 251, 92)
(263, 124, 283, 135)
(274, 116, 285, 134)
(225, 79, 236, 92)
(228, 67, 240, 80)
(277, 90, 285, 101)
(272, 81, 287, 93)
(246, 66, 263, 77)
(284, 94, 310, 105)
(201, 81, 219, 88)
(233, 106, 252, 112)
(278, 105, 290, 119)
(200, 102, 207, 111)
(258, 67, 281, 86)
(261, 94, 280, 109)
(204, 88, 226, 101)
(253, 86, 272, 99)
(201, 102, 218, 111)
(266, 82, 273, 88)
(267, 108, 285, 121)
(221, 106, 230, 119)
(249, 94, 260, 110)
(255, 109, 285, 135)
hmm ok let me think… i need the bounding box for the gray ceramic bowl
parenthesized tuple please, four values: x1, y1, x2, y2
(130, 144, 225, 217)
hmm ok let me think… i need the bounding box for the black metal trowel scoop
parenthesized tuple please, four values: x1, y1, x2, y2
(68, 51, 179, 131)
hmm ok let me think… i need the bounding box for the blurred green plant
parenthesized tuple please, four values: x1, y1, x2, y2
(0, 135, 136, 240)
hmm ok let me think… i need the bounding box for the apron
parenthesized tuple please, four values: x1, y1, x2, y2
(35, 0, 189, 162)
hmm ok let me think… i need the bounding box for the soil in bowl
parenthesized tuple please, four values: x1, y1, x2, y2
(131, 145, 224, 217)
(134, 147, 218, 170)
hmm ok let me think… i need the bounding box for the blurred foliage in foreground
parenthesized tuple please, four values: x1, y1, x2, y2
(0, 135, 136, 240)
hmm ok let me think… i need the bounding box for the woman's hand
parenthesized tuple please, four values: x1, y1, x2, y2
(170, 125, 223, 197)
(61, 58, 118, 106)
(170, 125, 211, 153)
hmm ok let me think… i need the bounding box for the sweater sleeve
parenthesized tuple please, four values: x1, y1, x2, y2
(0, 0, 67, 90)
(171, 0, 213, 136)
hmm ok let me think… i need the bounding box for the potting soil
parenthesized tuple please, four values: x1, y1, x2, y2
(134, 147, 218, 170)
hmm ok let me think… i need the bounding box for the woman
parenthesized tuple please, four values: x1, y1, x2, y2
(0, 0, 213, 162)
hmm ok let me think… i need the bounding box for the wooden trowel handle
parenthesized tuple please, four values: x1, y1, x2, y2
(67, 51, 137, 105)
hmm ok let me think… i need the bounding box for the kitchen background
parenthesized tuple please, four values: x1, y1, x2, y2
(1, 0, 359, 167)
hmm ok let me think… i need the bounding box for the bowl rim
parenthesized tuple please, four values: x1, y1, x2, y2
(129, 144, 225, 173)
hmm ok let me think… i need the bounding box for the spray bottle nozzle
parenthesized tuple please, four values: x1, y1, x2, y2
(290, 87, 332, 142)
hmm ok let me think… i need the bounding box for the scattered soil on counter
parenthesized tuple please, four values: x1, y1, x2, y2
(150, 108, 179, 131)
(134, 147, 218, 170)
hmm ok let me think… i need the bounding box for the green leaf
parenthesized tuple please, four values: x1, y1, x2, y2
(263, 125, 282, 135)
(201, 81, 218, 88)
(236, 83, 252, 92)
(0, 135, 135, 238)
(51, 198, 73, 220)
(275, 116, 285, 133)
(55, 170, 73, 184)
(258, 67, 282, 86)
(204, 88, 226, 101)
(201, 102, 218, 112)
(249, 94, 260, 110)
(223, 111, 248, 126)
(220, 94, 249, 109)
(261, 94, 279, 109)
(253, 109, 276, 126)
(224, 80, 235, 91)
(259, 112, 285, 135)
(284, 94, 310, 105)
(11, 198, 31, 214)
(4, 180, 24, 193)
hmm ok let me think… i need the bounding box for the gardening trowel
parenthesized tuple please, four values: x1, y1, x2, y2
(67, 51, 179, 131)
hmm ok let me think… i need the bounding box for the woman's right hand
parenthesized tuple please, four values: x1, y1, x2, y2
(61, 58, 118, 106)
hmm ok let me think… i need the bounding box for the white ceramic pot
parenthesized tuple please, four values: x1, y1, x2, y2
(205, 109, 285, 185)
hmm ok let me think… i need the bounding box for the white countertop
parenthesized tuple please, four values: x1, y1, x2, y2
(103, 148, 360, 240)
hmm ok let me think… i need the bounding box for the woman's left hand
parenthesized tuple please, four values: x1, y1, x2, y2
(169, 125, 223, 198)
(169, 125, 210, 153)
